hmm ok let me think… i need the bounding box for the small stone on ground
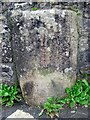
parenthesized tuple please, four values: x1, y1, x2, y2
(7, 109, 34, 118)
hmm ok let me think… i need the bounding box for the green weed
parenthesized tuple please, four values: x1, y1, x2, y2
(39, 79, 90, 118)
(31, 7, 39, 11)
(0, 83, 22, 106)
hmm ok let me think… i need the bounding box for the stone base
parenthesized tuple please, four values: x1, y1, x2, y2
(20, 70, 76, 106)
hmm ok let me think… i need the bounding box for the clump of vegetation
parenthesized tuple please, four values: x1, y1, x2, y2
(39, 97, 63, 118)
(67, 79, 90, 106)
(68, 6, 82, 16)
(31, 7, 39, 11)
(0, 83, 22, 106)
(39, 79, 90, 118)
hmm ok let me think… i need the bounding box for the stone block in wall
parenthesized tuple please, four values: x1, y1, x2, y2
(77, 3, 90, 82)
(9, 8, 78, 106)
(0, 3, 14, 84)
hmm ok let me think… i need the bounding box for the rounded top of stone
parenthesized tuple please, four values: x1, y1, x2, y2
(11, 8, 77, 19)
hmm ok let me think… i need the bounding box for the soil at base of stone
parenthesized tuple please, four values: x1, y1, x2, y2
(1, 100, 89, 119)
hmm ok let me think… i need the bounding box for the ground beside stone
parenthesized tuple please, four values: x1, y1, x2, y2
(1, 100, 89, 119)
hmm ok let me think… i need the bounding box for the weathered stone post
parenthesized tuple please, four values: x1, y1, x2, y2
(10, 9, 78, 106)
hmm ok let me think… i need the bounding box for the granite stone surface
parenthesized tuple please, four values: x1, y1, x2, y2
(0, 2, 90, 106)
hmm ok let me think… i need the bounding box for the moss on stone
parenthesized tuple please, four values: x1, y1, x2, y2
(38, 68, 53, 76)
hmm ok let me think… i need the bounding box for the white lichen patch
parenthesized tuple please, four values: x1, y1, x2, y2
(61, 11, 66, 18)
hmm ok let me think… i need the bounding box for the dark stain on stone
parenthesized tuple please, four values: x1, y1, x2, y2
(23, 81, 34, 96)
(51, 79, 56, 88)
(55, 14, 59, 23)
(2, 67, 9, 73)
(31, 18, 45, 29)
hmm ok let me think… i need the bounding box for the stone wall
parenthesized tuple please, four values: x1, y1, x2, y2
(0, 1, 90, 105)
(1, 2, 90, 84)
